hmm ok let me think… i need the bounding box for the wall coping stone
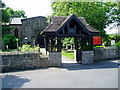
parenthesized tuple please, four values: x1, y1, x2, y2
(94, 47, 120, 49)
(82, 51, 94, 53)
(0, 51, 40, 55)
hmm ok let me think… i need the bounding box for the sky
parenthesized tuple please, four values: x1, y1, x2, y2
(2, 0, 118, 34)
(2, 0, 53, 17)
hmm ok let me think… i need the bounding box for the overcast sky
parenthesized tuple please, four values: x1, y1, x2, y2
(2, 0, 118, 34)
(2, 0, 53, 17)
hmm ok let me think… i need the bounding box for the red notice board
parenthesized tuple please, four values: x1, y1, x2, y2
(93, 36, 102, 45)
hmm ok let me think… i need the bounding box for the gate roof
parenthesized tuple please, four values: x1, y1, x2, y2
(41, 14, 99, 36)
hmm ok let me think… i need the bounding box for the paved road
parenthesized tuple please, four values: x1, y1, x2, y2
(2, 56, 119, 88)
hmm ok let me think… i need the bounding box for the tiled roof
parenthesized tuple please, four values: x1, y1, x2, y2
(42, 14, 99, 33)
(21, 16, 46, 21)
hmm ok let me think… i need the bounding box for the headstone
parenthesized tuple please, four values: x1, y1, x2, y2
(111, 40, 115, 45)
(118, 25, 120, 35)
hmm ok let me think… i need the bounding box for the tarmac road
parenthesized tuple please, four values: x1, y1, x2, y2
(2, 56, 119, 88)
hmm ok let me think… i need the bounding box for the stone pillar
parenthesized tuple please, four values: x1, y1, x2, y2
(48, 52, 62, 66)
(82, 51, 94, 65)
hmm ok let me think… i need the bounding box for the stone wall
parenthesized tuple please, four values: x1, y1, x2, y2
(48, 52, 62, 67)
(94, 47, 120, 61)
(1, 51, 48, 72)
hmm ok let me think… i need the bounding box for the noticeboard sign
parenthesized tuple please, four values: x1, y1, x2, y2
(93, 36, 102, 45)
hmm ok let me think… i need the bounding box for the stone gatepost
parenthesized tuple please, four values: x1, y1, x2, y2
(48, 52, 62, 66)
(82, 51, 94, 65)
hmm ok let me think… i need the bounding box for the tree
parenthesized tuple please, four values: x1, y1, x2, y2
(1, 1, 27, 24)
(13, 10, 26, 18)
(51, 2, 118, 43)
(62, 37, 74, 49)
(2, 9, 10, 23)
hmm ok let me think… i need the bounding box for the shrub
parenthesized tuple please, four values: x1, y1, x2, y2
(19, 44, 40, 52)
(2, 26, 15, 38)
(110, 34, 120, 43)
(115, 41, 120, 47)
(19, 44, 33, 51)
(3, 34, 18, 49)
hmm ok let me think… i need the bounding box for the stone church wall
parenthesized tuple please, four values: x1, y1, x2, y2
(10, 25, 22, 38)
(21, 16, 48, 46)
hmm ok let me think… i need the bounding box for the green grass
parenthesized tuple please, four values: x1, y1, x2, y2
(62, 50, 74, 60)
(2, 49, 18, 52)
(0, 49, 2, 52)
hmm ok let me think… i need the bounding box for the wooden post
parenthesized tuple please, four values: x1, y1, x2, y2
(74, 37, 78, 50)
(89, 35, 93, 50)
(67, 23, 69, 34)
(48, 37, 51, 52)
(81, 36, 87, 51)
(57, 37, 61, 52)
(44, 36, 49, 54)
(81, 36, 84, 50)
(51, 38, 54, 52)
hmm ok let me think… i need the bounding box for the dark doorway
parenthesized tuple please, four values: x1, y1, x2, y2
(35, 32, 45, 48)
(14, 28, 18, 38)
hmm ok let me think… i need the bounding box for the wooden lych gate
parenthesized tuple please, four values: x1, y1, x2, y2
(41, 14, 100, 63)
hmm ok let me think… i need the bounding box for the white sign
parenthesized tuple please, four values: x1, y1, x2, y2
(111, 40, 115, 45)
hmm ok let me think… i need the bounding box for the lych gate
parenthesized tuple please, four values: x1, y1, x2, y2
(41, 14, 100, 66)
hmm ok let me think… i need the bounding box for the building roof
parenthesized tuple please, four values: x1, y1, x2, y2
(21, 16, 47, 21)
(10, 18, 24, 25)
(42, 14, 99, 34)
